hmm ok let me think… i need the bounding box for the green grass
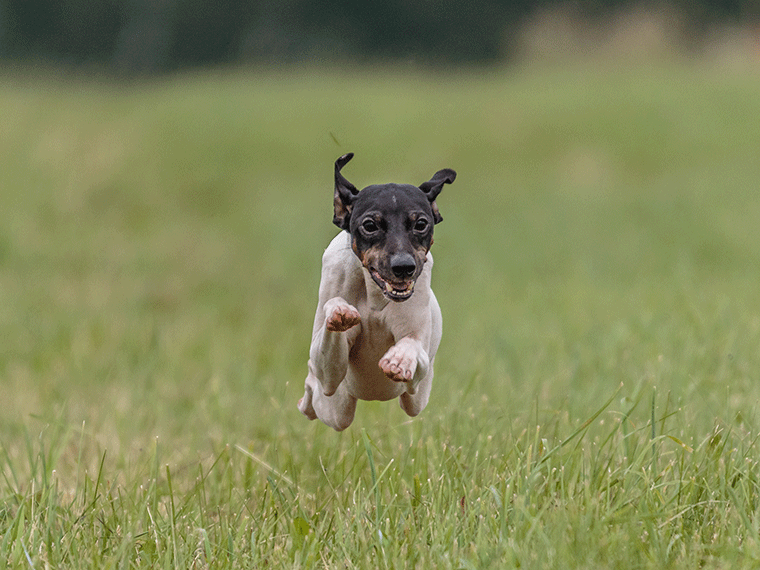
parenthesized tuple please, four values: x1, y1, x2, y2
(2, 60, 760, 568)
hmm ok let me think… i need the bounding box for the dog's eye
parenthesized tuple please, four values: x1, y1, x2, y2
(414, 219, 429, 232)
(362, 219, 379, 233)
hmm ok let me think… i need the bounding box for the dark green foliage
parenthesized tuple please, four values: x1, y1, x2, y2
(0, 0, 755, 72)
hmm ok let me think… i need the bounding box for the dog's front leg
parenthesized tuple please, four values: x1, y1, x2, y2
(310, 297, 361, 396)
(378, 337, 430, 395)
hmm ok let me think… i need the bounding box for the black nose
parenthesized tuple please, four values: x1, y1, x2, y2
(390, 253, 416, 279)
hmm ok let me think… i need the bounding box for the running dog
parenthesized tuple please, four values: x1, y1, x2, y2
(298, 153, 455, 431)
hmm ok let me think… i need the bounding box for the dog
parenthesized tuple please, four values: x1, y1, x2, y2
(297, 153, 456, 431)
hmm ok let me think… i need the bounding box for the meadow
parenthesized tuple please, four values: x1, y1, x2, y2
(1, 58, 760, 568)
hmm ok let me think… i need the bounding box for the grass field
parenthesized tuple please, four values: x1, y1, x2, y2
(2, 59, 760, 568)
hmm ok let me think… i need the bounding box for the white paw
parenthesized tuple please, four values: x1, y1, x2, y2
(324, 298, 361, 332)
(379, 340, 418, 383)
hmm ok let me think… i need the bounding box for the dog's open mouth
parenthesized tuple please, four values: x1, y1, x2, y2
(369, 269, 415, 302)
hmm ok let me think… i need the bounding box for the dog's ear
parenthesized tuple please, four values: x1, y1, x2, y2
(333, 153, 359, 230)
(419, 168, 456, 224)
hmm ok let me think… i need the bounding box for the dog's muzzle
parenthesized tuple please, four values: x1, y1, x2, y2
(369, 268, 416, 302)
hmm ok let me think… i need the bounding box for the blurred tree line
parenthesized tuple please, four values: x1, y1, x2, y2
(0, 0, 756, 73)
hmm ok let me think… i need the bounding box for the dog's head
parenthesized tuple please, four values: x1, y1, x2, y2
(332, 153, 456, 302)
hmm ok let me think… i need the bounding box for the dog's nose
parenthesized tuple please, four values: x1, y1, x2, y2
(390, 253, 416, 279)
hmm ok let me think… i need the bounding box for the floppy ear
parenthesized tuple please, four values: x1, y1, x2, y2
(333, 153, 359, 230)
(419, 168, 456, 224)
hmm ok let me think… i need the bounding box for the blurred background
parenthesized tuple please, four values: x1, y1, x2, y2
(1, 0, 759, 453)
(0, 0, 757, 72)
(1, 4, 760, 565)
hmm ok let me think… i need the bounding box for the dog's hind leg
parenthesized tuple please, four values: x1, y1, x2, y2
(297, 360, 319, 420)
(399, 356, 435, 417)
(298, 360, 357, 431)
(313, 383, 357, 431)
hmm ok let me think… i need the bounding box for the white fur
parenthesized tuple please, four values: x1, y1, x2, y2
(298, 231, 442, 431)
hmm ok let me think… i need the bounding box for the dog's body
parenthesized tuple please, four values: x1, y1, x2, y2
(298, 153, 455, 431)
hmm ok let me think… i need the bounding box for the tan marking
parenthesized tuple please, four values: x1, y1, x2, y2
(352, 240, 364, 263)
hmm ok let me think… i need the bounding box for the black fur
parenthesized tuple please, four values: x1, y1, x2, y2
(331, 153, 456, 301)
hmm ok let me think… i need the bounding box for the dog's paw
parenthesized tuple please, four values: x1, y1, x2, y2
(324, 298, 361, 332)
(379, 340, 418, 383)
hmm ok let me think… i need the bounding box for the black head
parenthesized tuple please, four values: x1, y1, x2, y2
(332, 153, 456, 301)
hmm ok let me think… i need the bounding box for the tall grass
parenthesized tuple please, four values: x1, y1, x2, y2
(1, 60, 760, 567)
